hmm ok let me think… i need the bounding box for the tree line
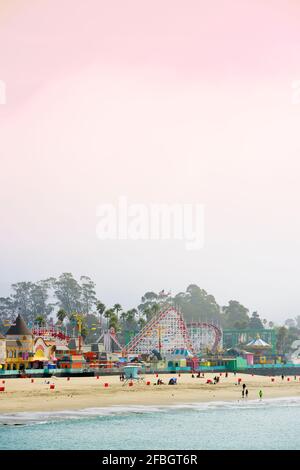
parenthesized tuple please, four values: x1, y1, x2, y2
(0, 274, 299, 353)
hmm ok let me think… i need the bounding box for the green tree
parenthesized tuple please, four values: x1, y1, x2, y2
(54, 273, 82, 315)
(248, 311, 264, 330)
(10, 280, 54, 324)
(138, 317, 146, 329)
(96, 301, 106, 324)
(57, 308, 67, 324)
(222, 300, 250, 329)
(80, 276, 97, 314)
(10, 282, 34, 322)
(30, 279, 55, 318)
(113, 303, 122, 319)
(103, 308, 120, 332)
(138, 292, 160, 317)
(177, 284, 221, 323)
(83, 313, 100, 343)
(0, 297, 16, 325)
(35, 315, 46, 327)
(276, 326, 289, 354)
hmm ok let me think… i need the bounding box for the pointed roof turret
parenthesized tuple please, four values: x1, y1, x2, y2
(6, 314, 32, 336)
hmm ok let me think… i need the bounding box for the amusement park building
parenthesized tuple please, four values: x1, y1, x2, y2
(223, 328, 276, 354)
(0, 334, 6, 367)
(5, 314, 34, 370)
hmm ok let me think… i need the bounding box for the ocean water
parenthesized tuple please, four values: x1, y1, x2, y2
(0, 397, 300, 450)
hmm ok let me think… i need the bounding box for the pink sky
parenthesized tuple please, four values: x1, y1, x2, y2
(1, 1, 300, 321)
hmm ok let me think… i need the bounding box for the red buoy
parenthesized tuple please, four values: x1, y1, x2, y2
(156, 374, 158, 378)
(146, 381, 150, 385)
(31, 379, 34, 383)
(2, 380, 5, 384)
(129, 381, 133, 387)
(287, 378, 290, 382)
(104, 383, 109, 388)
(0, 387, 5, 392)
(50, 384, 55, 390)
(96, 376, 99, 380)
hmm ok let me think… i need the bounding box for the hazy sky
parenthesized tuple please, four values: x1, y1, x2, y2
(1, 1, 300, 322)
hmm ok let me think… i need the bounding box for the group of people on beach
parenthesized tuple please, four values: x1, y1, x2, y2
(241, 382, 249, 398)
(191, 372, 207, 378)
(239, 380, 264, 400)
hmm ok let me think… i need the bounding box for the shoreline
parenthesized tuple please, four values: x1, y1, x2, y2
(0, 373, 300, 414)
(1, 396, 300, 426)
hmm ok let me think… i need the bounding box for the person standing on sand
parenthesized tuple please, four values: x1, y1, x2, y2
(242, 389, 245, 398)
(245, 389, 249, 398)
(281, 374, 284, 380)
(259, 390, 263, 400)
(242, 383, 246, 391)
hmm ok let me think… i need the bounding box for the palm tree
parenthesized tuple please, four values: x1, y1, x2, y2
(57, 308, 67, 324)
(113, 303, 122, 320)
(35, 315, 46, 327)
(104, 308, 115, 319)
(120, 311, 127, 323)
(96, 301, 106, 326)
(138, 317, 146, 330)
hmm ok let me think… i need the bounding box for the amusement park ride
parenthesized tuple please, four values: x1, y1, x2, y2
(187, 322, 222, 353)
(3, 306, 223, 357)
(32, 326, 70, 343)
(124, 306, 222, 355)
(97, 327, 123, 353)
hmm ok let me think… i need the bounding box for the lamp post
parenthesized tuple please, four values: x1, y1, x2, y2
(74, 314, 83, 353)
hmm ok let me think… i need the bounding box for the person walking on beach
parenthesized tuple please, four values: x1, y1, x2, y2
(242, 389, 245, 398)
(259, 390, 263, 400)
(245, 389, 249, 399)
(242, 383, 246, 391)
(281, 374, 284, 381)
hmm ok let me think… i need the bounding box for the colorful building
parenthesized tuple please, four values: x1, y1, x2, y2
(0, 334, 6, 368)
(5, 314, 34, 370)
(33, 337, 57, 369)
(58, 354, 86, 370)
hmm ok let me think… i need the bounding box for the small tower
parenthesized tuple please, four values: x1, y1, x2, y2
(5, 314, 34, 371)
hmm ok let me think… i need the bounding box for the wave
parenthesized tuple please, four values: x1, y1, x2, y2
(1, 396, 300, 426)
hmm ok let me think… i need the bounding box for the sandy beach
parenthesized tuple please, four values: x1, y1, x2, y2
(0, 373, 300, 413)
